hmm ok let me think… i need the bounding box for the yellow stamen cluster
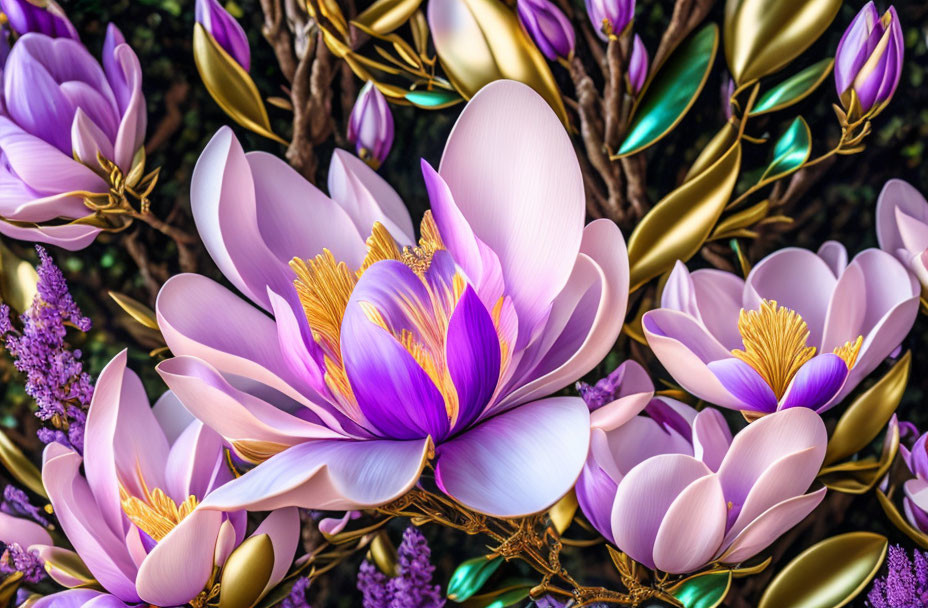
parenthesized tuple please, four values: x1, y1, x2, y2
(120, 484, 198, 542)
(833, 335, 863, 369)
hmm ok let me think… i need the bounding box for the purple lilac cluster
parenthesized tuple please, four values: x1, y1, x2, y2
(1, 485, 48, 527)
(279, 577, 312, 608)
(357, 527, 444, 608)
(0, 542, 43, 583)
(576, 365, 624, 409)
(868, 545, 928, 607)
(0, 246, 93, 452)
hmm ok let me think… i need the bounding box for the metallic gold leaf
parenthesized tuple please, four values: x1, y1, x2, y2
(750, 58, 834, 116)
(685, 122, 740, 182)
(823, 352, 910, 467)
(42, 547, 96, 588)
(876, 490, 928, 549)
(446, 555, 503, 601)
(108, 291, 159, 330)
(670, 571, 731, 608)
(0, 571, 22, 606)
(193, 24, 287, 145)
(0, 240, 37, 314)
(369, 531, 398, 576)
(820, 417, 898, 494)
(219, 533, 275, 608)
(724, 0, 841, 85)
(428, 0, 568, 124)
(758, 532, 887, 608)
(711, 200, 770, 240)
(616, 24, 719, 157)
(0, 428, 45, 497)
(548, 489, 578, 534)
(627, 142, 742, 291)
(730, 556, 772, 578)
(354, 0, 424, 35)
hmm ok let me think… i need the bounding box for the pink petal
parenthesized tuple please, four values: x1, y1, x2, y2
(163, 421, 226, 503)
(876, 179, 928, 257)
(590, 360, 655, 431)
(905, 478, 928, 512)
(0, 511, 52, 548)
(691, 268, 746, 351)
(251, 507, 300, 593)
(653, 474, 726, 573)
(597, 414, 694, 481)
(692, 408, 732, 472)
(151, 391, 194, 444)
(32, 546, 92, 588)
(817, 241, 848, 276)
(0, 219, 101, 250)
(821, 259, 866, 353)
(71, 108, 114, 166)
(32, 590, 113, 608)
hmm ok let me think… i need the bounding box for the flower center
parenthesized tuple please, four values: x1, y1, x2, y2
(731, 299, 862, 399)
(120, 484, 198, 542)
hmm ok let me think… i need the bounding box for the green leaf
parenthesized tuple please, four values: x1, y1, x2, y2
(447, 556, 503, 601)
(760, 117, 811, 183)
(616, 24, 718, 157)
(751, 58, 834, 115)
(405, 88, 463, 109)
(671, 571, 731, 608)
(460, 581, 534, 608)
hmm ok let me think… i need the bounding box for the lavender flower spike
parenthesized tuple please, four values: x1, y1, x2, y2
(867, 545, 928, 607)
(357, 526, 444, 608)
(517, 0, 575, 62)
(348, 81, 395, 169)
(585, 0, 633, 40)
(195, 0, 250, 71)
(0, 0, 78, 39)
(835, 2, 903, 118)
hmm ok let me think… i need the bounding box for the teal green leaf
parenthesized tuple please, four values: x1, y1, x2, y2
(405, 88, 463, 109)
(751, 58, 834, 116)
(616, 24, 718, 157)
(460, 582, 534, 608)
(760, 117, 811, 183)
(672, 571, 732, 608)
(447, 556, 503, 601)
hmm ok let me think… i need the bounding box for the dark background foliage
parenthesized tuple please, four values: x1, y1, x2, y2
(1, 0, 927, 605)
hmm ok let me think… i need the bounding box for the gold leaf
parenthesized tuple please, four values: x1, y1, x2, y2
(41, 547, 96, 588)
(627, 142, 742, 291)
(730, 556, 772, 578)
(109, 291, 159, 330)
(548, 489, 578, 535)
(876, 490, 928, 549)
(820, 418, 898, 495)
(0, 571, 22, 606)
(0, 427, 45, 497)
(724, 0, 842, 85)
(685, 122, 740, 182)
(193, 24, 287, 145)
(354, 0, 425, 35)
(0, 240, 37, 314)
(428, 0, 568, 125)
(369, 531, 398, 576)
(711, 200, 770, 239)
(219, 533, 275, 608)
(823, 352, 910, 467)
(758, 532, 887, 608)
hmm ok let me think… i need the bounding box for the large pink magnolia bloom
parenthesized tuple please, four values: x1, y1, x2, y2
(154, 80, 629, 517)
(876, 179, 928, 292)
(611, 408, 827, 573)
(32, 352, 298, 607)
(643, 244, 918, 417)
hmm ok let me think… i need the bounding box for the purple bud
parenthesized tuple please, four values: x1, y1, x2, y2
(195, 0, 250, 71)
(834, 2, 903, 115)
(722, 76, 735, 120)
(517, 0, 575, 62)
(348, 81, 394, 170)
(585, 0, 634, 40)
(627, 34, 648, 93)
(0, 0, 77, 39)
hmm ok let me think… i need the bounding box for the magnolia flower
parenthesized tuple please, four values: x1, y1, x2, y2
(0, 0, 77, 39)
(348, 81, 394, 169)
(195, 0, 250, 70)
(899, 427, 928, 535)
(154, 80, 629, 518)
(643, 244, 918, 417)
(611, 408, 827, 573)
(585, 0, 633, 40)
(0, 26, 146, 249)
(30, 352, 298, 607)
(876, 179, 928, 293)
(517, 0, 575, 62)
(628, 34, 648, 94)
(835, 2, 903, 117)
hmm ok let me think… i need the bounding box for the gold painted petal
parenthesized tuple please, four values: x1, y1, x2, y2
(109, 291, 159, 330)
(822, 351, 910, 467)
(724, 0, 842, 85)
(193, 24, 287, 145)
(875, 490, 928, 549)
(0, 428, 45, 497)
(354, 0, 425, 35)
(0, 240, 38, 314)
(627, 142, 741, 291)
(428, 0, 568, 124)
(758, 532, 887, 608)
(219, 533, 275, 608)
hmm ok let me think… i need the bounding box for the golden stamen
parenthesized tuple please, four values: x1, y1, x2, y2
(401, 211, 445, 276)
(833, 335, 863, 369)
(231, 439, 290, 464)
(120, 484, 198, 542)
(358, 222, 402, 274)
(291, 250, 356, 360)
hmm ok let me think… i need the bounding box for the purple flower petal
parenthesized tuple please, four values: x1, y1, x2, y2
(779, 353, 848, 411)
(707, 358, 778, 413)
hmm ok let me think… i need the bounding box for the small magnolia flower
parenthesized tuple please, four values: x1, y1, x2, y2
(0, 26, 146, 249)
(348, 81, 394, 169)
(643, 245, 918, 417)
(627, 34, 648, 94)
(195, 0, 250, 70)
(835, 1, 903, 117)
(19, 352, 299, 607)
(517, 0, 575, 62)
(610, 408, 827, 573)
(876, 179, 928, 293)
(899, 427, 928, 535)
(0, 0, 77, 39)
(585, 0, 633, 40)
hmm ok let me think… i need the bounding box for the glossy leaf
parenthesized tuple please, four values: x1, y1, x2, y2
(820, 416, 899, 494)
(685, 122, 739, 182)
(0, 427, 45, 497)
(671, 571, 732, 608)
(405, 88, 463, 109)
(724, 0, 842, 85)
(41, 547, 95, 588)
(447, 556, 503, 601)
(219, 534, 275, 608)
(758, 532, 887, 608)
(370, 531, 398, 576)
(759, 117, 811, 183)
(109, 291, 160, 330)
(548, 490, 578, 534)
(354, 0, 424, 34)
(617, 24, 719, 157)
(711, 200, 770, 240)
(750, 58, 834, 115)
(876, 490, 928, 549)
(823, 352, 910, 466)
(460, 581, 534, 608)
(0, 240, 37, 314)
(193, 24, 286, 145)
(627, 141, 742, 291)
(428, 0, 568, 124)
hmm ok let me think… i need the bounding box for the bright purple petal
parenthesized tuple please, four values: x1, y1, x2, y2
(779, 354, 848, 411)
(707, 358, 778, 413)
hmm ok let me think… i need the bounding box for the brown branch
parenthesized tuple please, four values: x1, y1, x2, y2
(122, 229, 164, 304)
(145, 81, 191, 154)
(651, 0, 716, 71)
(285, 32, 337, 182)
(259, 0, 298, 83)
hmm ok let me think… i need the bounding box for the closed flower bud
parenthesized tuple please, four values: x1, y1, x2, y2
(347, 81, 394, 170)
(195, 0, 250, 71)
(627, 34, 648, 94)
(585, 0, 633, 41)
(835, 2, 903, 118)
(0, 0, 77, 39)
(517, 0, 575, 62)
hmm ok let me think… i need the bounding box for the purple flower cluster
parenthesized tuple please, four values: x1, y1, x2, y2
(0, 246, 93, 452)
(576, 364, 625, 409)
(357, 527, 444, 608)
(1, 485, 48, 527)
(279, 577, 312, 608)
(868, 545, 928, 607)
(0, 542, 44, 583)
